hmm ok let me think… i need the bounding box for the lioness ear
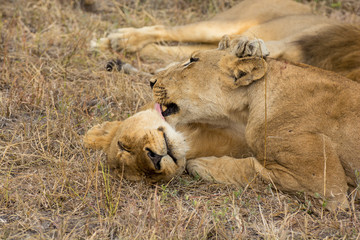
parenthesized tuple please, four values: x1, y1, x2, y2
(84, 121, 122, 151)
(219, 56, 268, 88)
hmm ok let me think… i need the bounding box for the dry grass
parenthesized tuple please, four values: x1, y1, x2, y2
(1, 0, 359, 239)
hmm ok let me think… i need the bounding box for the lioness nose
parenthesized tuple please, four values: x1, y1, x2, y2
(150, 79, 157, 89)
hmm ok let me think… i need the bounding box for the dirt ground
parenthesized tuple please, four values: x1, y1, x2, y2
(1, 0, 360, 239)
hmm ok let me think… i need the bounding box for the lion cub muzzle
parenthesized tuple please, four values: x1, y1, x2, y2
(145, 131, 178, 171)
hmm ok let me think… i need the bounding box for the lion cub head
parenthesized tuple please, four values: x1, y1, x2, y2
(150, 37, 268, 126)
(84, 109, 188, 182)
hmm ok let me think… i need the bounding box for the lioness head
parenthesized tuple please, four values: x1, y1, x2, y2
(84, 109, 188, 182)
(150, 45, 268, 126)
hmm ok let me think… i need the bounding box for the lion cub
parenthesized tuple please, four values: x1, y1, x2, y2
(84, 109, 188, 182)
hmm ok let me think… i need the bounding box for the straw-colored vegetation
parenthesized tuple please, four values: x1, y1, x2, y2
(1, 0, 359, 239)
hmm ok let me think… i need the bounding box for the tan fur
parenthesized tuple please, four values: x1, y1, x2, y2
(84, 109, 188, 182)
(296, 24, 360, 82)
(93, 0, 360, 81)
(177, 123, 251, 160)
(151, 37, 360, 211)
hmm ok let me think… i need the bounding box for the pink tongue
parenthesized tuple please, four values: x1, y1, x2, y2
(155, 103, 165, 120)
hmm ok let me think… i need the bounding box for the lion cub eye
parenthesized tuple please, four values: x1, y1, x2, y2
(118, 141, 131, 153)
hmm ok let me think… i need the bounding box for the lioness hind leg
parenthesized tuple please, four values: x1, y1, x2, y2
(264, 133, 350, 211)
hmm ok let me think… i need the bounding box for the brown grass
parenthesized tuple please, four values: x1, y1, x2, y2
(1, 0, 359, 239)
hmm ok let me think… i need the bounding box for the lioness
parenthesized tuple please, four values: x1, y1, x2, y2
(150, 37, 360, 210)
(94, 0, 360, 82)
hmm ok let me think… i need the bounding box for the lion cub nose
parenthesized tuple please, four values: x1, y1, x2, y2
(150, 79, 157, 89)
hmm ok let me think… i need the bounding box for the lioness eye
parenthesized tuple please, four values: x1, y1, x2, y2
(190, 57, 199, 63)
(118, 141, 131, 152)
(183, 57, 199, 67)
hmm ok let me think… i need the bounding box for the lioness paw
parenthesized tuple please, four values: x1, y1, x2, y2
(91, 27, 152, 52)
(187, 158, 217, 182)
(219, 35, 270, 58)
(103, 26, 165, 52)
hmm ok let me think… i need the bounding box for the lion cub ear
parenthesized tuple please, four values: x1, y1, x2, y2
(83, 121, 122, 151)
(219, 56, 268, 88)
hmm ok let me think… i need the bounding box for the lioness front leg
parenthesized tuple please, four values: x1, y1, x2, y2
(105, 26, 168, 52)
(187, 156, 272, 186)
(187, 148, 350, 211)
(96, 21, 245, 53)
